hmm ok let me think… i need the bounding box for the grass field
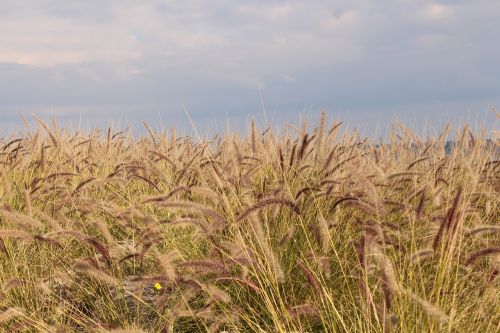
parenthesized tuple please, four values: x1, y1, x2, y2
(0, 114, 498, 332)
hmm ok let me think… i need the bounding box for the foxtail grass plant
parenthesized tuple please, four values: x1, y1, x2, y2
(0, 115, 498, 332)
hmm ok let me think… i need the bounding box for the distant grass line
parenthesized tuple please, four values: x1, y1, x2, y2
(0, 113, 498, 332)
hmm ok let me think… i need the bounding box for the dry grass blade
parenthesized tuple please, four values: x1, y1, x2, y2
(0, 229, 33, 240)
(464, 247, 500, 266)
(402, 289, 449, 323)
(99, 329, 148, 333)
(33, 209, 62, 232)
(131, 174, 160, 192)
(410, 249, 434, 263)
(465, 226, 500, 237)
(165, 217, 210, 234)
(297, 260, 321, 293)
(157, 201, 227, 229)
(237, 197, 300, 221)
(0, 238, 7, 254)
(74, 177, 97, 193)
(407, 156, 430, 170)
(289, 303, 319, 320)
(156, 250, 180, 281)
(373, 247, 399, 309)
(386, 171, 421, 180)
(279, 226, 296, 246)
(143, 121, 158, 147)
(328, 197, 359, 213)
(83, 237, 113, 266)
(0, 210, 45, 231)
(32, 115, 58, 146)
(0, 307, 25, 323)
(216, 277, 263, 293)
(34, 235, 63, 248)
(309, 214, 330, 254)
(73, 260, 118, 286)
(142, 186, 190, 204)
(176, 149, 203, 185)
(204, 284, 231, 303)
(0, 168, 11, 199)
(433, 188, 463, 251)
(2, 277, 21, 293)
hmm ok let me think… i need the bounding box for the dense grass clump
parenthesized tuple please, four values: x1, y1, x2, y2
(0, 114, 498, 332)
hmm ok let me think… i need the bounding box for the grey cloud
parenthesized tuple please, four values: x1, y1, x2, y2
(0, 0, 499, 132)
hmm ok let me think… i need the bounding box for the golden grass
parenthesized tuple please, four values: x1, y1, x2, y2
(0, 116, 498, 332)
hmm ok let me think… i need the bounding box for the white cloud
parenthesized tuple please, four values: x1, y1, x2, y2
(280, 73, 298, 84)
(415, 33, 448, 47)
(238, 3, 295, 21)
(322, 10, 359, 30)
(0, 0, 364, 73)
(420, 3, 454, 20)
(0, 16, 141, 66)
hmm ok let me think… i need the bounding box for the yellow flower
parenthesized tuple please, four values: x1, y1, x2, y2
(154, 282, 162, 291)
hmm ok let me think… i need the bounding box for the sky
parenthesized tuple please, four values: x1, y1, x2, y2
(0, 0, 499, 136)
